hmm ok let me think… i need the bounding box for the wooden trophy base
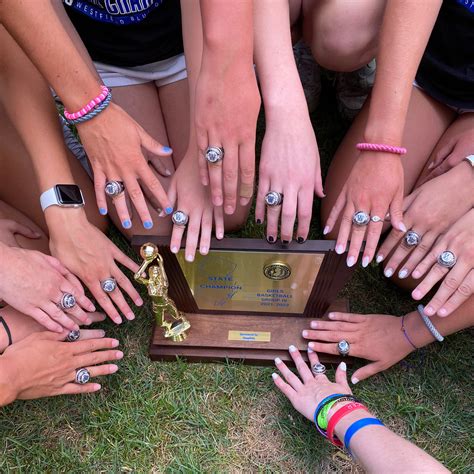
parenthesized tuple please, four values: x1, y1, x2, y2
(149, 299, 350, 366)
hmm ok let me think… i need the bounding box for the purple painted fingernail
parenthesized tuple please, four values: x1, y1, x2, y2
(336, 244, 345, 254)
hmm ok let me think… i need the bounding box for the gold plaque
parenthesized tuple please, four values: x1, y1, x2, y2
(228, 330, 271, 342)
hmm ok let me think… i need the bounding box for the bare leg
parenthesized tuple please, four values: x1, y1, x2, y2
(302, 0, 386, 71)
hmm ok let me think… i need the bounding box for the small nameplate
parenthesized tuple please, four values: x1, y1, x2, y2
(228, 330, 271, 342)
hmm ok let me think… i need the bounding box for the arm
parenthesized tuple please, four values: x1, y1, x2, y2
(0, 357, 17, 406)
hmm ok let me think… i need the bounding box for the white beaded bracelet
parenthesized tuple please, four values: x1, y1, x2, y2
(417, 305, 444, 342)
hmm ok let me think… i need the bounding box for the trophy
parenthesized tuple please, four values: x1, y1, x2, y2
(132, 237, 354, 365)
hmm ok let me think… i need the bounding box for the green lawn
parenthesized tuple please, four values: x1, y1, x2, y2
(1, 84, 472, 473)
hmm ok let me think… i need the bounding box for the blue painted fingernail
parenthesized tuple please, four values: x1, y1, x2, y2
(144, 220, 153, 229)
(99, 208, 107, 215)
(163, 146, 172, 153)
(165, 207, 173, 215)
(122, 220, 132, 229)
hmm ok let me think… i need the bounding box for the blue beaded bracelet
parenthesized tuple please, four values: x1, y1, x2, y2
(67, 90, 112, 125)
(344, 418, 384, 456)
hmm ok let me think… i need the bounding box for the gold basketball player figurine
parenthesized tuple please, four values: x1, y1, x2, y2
(134, 243, 190, 342)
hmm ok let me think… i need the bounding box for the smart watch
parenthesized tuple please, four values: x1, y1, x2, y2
(40, 184, 85, 212)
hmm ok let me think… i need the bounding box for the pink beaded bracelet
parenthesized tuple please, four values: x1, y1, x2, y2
(64, 85, 109, 121)
(356, 142, 407, 155)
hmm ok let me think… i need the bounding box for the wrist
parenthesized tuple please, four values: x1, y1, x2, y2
(45, 206, 88, 235)
(404, 310, 435, 348)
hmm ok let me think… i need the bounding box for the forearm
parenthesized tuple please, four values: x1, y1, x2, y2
(0, 0, 101, 111)
(365, 0, 442, 144)
(0, 357, 18, 407)
(253, 0, 306, 117)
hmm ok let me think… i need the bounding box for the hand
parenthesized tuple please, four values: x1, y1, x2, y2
(272, 345, 351, 421)
(1, 332, 122, 403)
(411, 209, 474, 317)
(0, 244, 95, 333)
(76, 103, 173, 229)
(302, 312, 414, 383)
(0, 219, 41, 247)
(325, 153, 406, 267)
(255, 106, 323, 243)
(48, 210, 142, 324)
(195, 56, 260, 214)
(377, 163, 473, 279)
(168, 151, 224, 261)
(421, 113, 474, 184)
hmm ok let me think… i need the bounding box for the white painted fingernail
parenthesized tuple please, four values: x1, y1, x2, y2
(399, 223, 407, 232)
(339, 362, 347, 371)
(438, 308, 447, 317)
(302, 330, 308, 337)
(274, 357, 282, 364)
(376, 254, 384, 264)
(346, 256, 356, 267)
(272, 372, 278, 380)
(384, 267, 394, 278)
(307, 346, 314, 353)
(323, 226, 330, 235)
(336, 244, 345, 254)
(362, 256, 370, 268)
(186, 254, 194, 262)
(200, 247, 208, 255)
(165, 169, 172, 176)
(310, 321, 317, 329)
(171, 246, 178, 253)
(398, 268, 408, 279)
(351, 376, 359, 385)
(288, 345, 297, 352)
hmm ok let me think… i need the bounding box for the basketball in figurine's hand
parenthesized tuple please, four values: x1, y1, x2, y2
(140, 243, 158, 260)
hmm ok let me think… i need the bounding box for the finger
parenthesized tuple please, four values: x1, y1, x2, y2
(346, 211, 367, 267)
(184, 210, 202, 263)
(351, 361, 384, 384)
(207, 137, 224, 207)
(255, 173, 270, 225)
(44, 255, 71, 276)
(430, 139, 454, 169)
(335, 202, 354, 256)
(376, 227, 404, 264)
(60, 280, 95, 314)
(90, 284, 123, 324)
(86, 363, 119, 378)
(170, 218, 186, 254)
(389, 192, 407, 234)
(71, 337, 120, 355)
(306, 319, 357, 332)
(106, 280, 135, 321)
(64, 303, 92, 326)
(140, 166, 173, 216)
(271, 372, 297, 403)
(167, 176, 178, 212)
(265, 199, 281, 244)
(307, 341, 339, 355)
(438, 270, 473, 317)
(58, 382, 102, 395)
(411, 263, 449, 301)
(94, 169, 108, 216)
(149, 156, 172, 178)
(274, 356, 304, 390)
(78, 328, 106, 340)
(85, 311, 107, 324)
(334, 361, 351, 391)
(307, 345, 320, 366)
(303, 329, 349, 343)
(288, 345, 313, 383)
(199, 207, 213, 255)
(112, 245, 140, 275)
(423, 262, 470, 316)
(324, 190, 346, 237)
(223, 144, 240, 214)
(314, 165, 325, 199)
(361, 207, 386, 267)
(296, 188, 313, 243)
(6, 220, 41, 239)
(412, 241, 444, 280)
(396, 231, 436, 280)
(113, 265, 142, 308)
(327, 312, 367, 323)
(76, 348, 124, 368)
(111, 190, 133, 230)
(43, 302, 79, 332)
(28, 307, 63, 333)
(238, 142, 255, 206)
(124, 175, 153, 227)
(137, 126, 173, 158)
(214, 205, 225, 240)
(280, 188, 298, 243)
(196, 130, 210, 186)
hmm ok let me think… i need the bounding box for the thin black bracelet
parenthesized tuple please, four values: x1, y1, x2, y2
(0, 315, 13, 350)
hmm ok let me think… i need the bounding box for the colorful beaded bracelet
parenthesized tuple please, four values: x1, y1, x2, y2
(64, 85, 109, 121)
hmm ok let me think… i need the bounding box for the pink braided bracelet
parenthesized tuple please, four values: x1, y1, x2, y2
(64, 85, 109, 121)
(356, 142, 407, 155)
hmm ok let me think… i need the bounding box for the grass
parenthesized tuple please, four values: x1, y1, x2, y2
(1, 82, 473, 473)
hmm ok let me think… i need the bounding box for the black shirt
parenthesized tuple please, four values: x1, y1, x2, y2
(416, 0, 474, 109)
(64, 0, 184, 67)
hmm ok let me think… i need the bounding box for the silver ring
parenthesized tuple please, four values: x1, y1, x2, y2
(105, 180, 124, 198)
(265, 191, 283, 207)
(75, 368, 90, 384)
(59, 293, 76, 310)
(172, 210, 189, 227)
(101, 277, 117, 293)
(311, 363, 326, 375)
(66, 330, 80, 342)
(337, 339, 350, 356)
(437, 250, 456, 268)
(404, 230, 421, 247)
(352, 211, 370, 226)
(205, 146, 224, 164)
(370, 215, 383, 223)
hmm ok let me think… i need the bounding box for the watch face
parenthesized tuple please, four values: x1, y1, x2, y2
(55, 185, 84, 206)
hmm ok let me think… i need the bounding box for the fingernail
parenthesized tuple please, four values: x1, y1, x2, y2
(398, 268, 408, 279)
(328, 313, 336, 319)
(323, 226, 330, 235)
(310, 321, 317, 329)
(336, 244, 345, 254)
(399, 223, 407, 232)
(217, 231, 224, 240)
(116, 351, 124, 359)
(112, 339, 120, 347)
(412, 290, 421, 299)
(302, 330, 308, 337)
(171, 246, 178, 253)
(272, 373, 278, 380)
(165, 207, 173, 215)
(297, 237, 305, 244)
(288, 345, 297, 352)
(122, 220, 132, 229)
(225, 205, 234, 214)
(267, 236, 275, 243)
(428, 162, 434, 169)
(215, 197, 223, 206)
(99, 207, 107, 215)
(85, 318, 92, 325)
(110, 364, 119, 373)
(362, 256, 370, 268)
(89, 304, 96, 312)
(438, 308, 447, 317)
(163, 146, 172, 153)
(165, 169, 172, 176)
(274, 357, 282, 364)
(186, 254, 194, 262)
(99, 330, 106, 337)
(307, 346, 314, 353)
(282, 240, 289, 245)
(412, 270, 421, 279)
(200, 247, 208, 255)
(93, 384, 101, 390)
(351, 376, 359, 385)
(143, 220, 153, 229)
(127, 313, 135, 320)
(346, 256, 356, 267)
(308, 341, 315, 349)
(256, 219, 262, 225)
(339, 362, 347, 371)
(376, 254, 384, 264)
(384, 267, 394, 278)
(135, 298, 143, 306)
(424, 306, 434, 316)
